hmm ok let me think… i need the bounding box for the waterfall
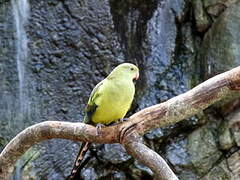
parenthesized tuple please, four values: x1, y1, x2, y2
(11, 0, 30, 120)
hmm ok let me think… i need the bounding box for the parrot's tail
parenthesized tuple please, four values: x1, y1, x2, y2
(67, 142, 92, 180)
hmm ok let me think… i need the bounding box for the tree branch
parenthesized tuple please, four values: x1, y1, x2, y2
(123, 132, 178, 180)
(1, 66, 240, 180)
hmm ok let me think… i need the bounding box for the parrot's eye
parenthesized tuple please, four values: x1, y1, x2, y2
(130, 67, 134, 71)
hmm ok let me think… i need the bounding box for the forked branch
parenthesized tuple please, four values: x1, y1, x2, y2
(1, 66, 240, 180)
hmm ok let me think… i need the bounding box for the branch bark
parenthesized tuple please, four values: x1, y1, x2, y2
(123, 132, 178, 180)
(1, 66, 240, 180)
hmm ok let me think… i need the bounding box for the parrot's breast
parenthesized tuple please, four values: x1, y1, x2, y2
(91, 78, 135, 125)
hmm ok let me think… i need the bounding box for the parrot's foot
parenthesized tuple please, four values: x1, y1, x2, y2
(112, 118, 129, 125)
(118, 118, 129, 123)
(96, 123, 105, 135)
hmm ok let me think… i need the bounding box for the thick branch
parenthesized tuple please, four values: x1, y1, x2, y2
(1, 66, 240, 179)
(123, 132, 179, 180)
(0, 121, 119, 180)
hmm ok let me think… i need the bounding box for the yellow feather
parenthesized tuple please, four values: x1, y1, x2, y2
(87, 63, 139, 125)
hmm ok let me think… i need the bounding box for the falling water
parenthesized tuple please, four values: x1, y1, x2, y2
(11, 0, 30, 120)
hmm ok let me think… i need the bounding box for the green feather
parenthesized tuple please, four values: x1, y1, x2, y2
(85, 63, 139, 125)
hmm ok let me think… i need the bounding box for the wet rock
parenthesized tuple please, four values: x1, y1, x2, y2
(227, 150, 240, 179)
(206, 3, 226, 18)
(97, 144, 131, 164)
(20, 140, 79, 180)
(32, 63, 44, 73)
(165, 138, 190, 168)
(0, 137, 7, 152)
(133, 160, 153, 177)
(164, 136, 199, 180)
(16, 148, 41, 180)
(197, 1, 240, 113)
(202, 0, 229, 18)
(217, 108, 240, 151)
(219, 121, 235, 150)
(199, 1, 240, 79)
(187, 125, 222, 176)
(60, 107, 68, 114)
(203, 0, 238, 10)
(145, 128, 164, 140)
(201, 159, 233, 180)
(128, 160, 153, 180)
(0, 0, 28, 143)
(111, 171, 126, 180)
(80, 155, 129, 180)
(192, 0, 211, 32)
(228, 109, 240, 147)
(81, 167, 98, 180)
(180, 23, 195, 55)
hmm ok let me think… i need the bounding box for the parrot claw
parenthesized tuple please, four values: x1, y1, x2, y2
(96, 123, 105, 135)
(119, 118, 129, 123)
(113, 118, 129, 125)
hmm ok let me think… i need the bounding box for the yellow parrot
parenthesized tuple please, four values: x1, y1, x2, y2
(67, 63, 139, 179)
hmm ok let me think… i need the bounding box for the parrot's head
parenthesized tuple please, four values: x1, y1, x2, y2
(108, 63, 139, 81)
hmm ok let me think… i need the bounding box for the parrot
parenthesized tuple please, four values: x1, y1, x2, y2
(67, 63, 139, 180)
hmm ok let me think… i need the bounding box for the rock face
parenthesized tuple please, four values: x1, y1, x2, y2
(199, 0, 240, 79)
(1, 0, 240, 179)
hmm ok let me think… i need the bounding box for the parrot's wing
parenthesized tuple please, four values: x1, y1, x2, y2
(88, 80, 105, 105)
(84, 80, 105, 124)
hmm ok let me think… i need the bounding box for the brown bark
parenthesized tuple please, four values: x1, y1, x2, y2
(123, 132, 178, 180)
(1, 66, 240, 180)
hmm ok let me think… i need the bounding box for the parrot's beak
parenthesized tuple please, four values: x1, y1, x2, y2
(134, 72, 139, 80)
